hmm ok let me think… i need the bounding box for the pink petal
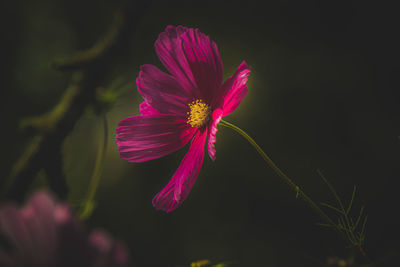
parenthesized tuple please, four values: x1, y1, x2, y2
(220, 61, 251, 116)
(137, 64, 191, 116)
(155, 26, 197, 94)
(25, 192, 58, 264)
(155, 26, 224, 102)
(152, 129, 207, 212)
(54, 205, 72, 224)
(139, 101, 160, 115)
(207, 108, 223, 161)
(89, 230, 130, 267)
(0, 205, 35, 262)
(89, 230, 112, 253)
(116, 115, 196, 163)
(181, 28, 223, 104)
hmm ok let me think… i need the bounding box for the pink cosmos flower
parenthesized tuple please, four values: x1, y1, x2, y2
(116, 25, 250, 212)
(0, 191, 130, 267)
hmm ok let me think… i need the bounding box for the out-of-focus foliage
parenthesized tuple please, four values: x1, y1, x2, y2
(1, 0, 399, 266)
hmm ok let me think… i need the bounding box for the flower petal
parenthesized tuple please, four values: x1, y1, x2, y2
(181, 28, 223, 104)
(116, 115, 196, 163)
(155, 25, 197, 94)
(220, 61, 250, 116)
(207, 109, 223, 161)
(139, 101, 159, 115)
(22, 192, 58, 264)
(155, 26, 224, 102)
(88, 230, 130, 267)
(152, 129, 207, 212)
(0, 205, 35, 262)
(137, 64, 191, 116)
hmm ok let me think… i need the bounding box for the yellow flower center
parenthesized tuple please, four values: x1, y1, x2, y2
(187, 99, 211, 127)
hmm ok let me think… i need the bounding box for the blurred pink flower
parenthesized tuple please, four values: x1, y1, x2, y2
(0, 191, 130, 267)
(116, 25, 250, 212)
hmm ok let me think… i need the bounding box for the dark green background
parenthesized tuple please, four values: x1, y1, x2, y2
(1, 0, 399, 266)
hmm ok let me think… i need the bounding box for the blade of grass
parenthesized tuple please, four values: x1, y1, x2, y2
(346, 186, 357, 215)
(315, 222, 337, 228)
(353, 206, 365, 231)
(360, 215, 368, 239)
(317, 170, 345, 211)
(320, 202, 345, 214)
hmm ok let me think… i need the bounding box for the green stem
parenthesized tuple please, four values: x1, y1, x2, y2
(79, 114, 108, 219)
(219, 119, 335, 228)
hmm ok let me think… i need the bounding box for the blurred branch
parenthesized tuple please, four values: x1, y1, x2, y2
(4, 72, 84, 200)
(1, 6, 140, 201)
(19, 72, 83, 133)
(52, 9, 124, 70)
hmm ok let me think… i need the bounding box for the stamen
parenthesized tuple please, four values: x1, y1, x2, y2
(187, 99, 211, 127)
